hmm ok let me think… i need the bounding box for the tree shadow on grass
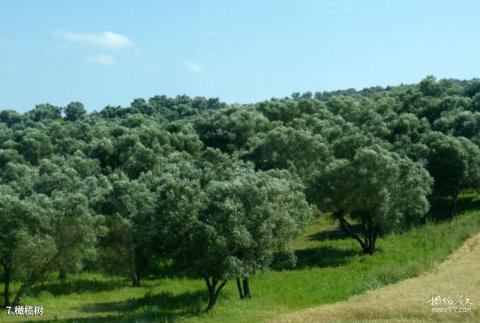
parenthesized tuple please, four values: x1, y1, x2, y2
(427, 193, 480, 221)
(307, 224, 362, 242)
(28, 278, 125, 297)
(25, 290, 206, 323)
(456, 193, 480, 214)
(294, 246, 361, 269)
(80, 290, 205, 314)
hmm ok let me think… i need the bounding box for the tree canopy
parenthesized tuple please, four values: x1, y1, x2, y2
(1, 76, 480, 310)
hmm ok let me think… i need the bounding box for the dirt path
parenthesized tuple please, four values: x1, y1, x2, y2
(275, 233, 480, 322)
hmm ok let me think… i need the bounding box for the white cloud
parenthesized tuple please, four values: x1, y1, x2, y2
(86, 54, 116, 65)
(182, 60, 201, 73)
(56, 31, 133, 49)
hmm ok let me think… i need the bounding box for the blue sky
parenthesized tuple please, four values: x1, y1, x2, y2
(1, 0, 480, 112)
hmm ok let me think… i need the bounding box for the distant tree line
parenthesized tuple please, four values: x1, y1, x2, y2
(1, 76, 480, 310)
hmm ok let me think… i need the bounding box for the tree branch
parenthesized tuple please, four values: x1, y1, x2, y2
(333, 211, 366, 251)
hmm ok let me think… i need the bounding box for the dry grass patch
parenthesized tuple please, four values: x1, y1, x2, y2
(276, 233, 480, 322)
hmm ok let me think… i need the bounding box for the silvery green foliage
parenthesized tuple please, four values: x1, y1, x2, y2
(242, 126, 331, 181)
(321, 145, 432, 226)
(309, 145, 433, 253)
(194, 106, 272, 153)
(93, 171, 156, 282)
(0, 161, 105, 305)
(421, 132, 480, 218)
(140, 153, 312, 308)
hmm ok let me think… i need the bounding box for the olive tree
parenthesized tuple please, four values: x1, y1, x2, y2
(10, 192, 104, 306)
(203, 170, 313, 301)
(194, 107, 272, 153)
(0, 187, 36, 307)
(149, 156, 312, 311)
(64, 102, 87, 121)
(308, 145, 432, 254)
(1, 160, 105, 306)
(422, 132, 480, 219)
(93, 172, 156, 287)
(242, 126, 330, 180)
(0, 163, 41, 307)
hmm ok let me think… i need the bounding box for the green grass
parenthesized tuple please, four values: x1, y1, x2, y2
(2, 195, 480, 323)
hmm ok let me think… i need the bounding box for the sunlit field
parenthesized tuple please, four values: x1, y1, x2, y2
(278, 230, 480, 322)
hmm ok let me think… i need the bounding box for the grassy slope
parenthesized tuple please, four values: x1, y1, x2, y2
(277, 232, 480, 322)
(1, 195, 479, 323)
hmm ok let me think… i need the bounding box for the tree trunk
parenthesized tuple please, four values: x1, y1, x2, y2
(204, 277, 227, 312)
(362, 221, 377, 255)
(131, 272, 141, 287)
(363, 239, 376, 255)
(11, 233, 84, 306)
(334, 211, 367, 252)
(206, 286, 218, 311)
(129, 240, 141, 287)
(448, 192, 459, 218)
(236, 278, 244, 299)
(11, 271, 39, 307)
(3, 265, 10, 308)
(58, 269, 66, 281)
(242, 278, 251, 299)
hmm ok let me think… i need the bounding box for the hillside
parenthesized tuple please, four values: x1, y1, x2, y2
(2, 77, 480, 321)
